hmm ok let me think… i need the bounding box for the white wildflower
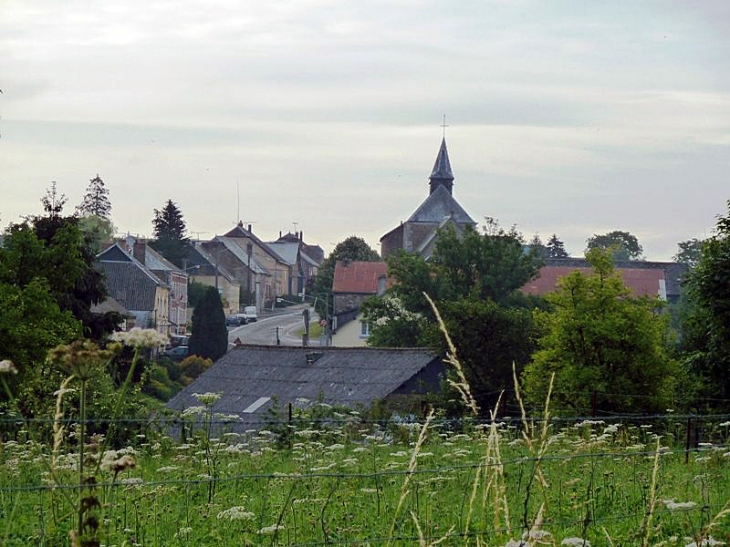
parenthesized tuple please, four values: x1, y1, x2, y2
(217, 506, 255, 521)
(193, 392, 221, 406)
(110, 327, 168, 349)
(0, 360, 18, 374)
(182, 405, 206, 417)
(562, 538, 591, 546)
(663, 499, 698, 511)
(258, 524, 285, 534)
(685, 538, 726, 547)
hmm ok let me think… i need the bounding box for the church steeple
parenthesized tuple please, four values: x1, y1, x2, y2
(429, 138, 454, 195)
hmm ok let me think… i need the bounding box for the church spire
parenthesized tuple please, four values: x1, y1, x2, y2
(429, 137, 454, 195)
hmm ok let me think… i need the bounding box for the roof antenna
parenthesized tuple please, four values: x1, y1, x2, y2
(440, 114, 449, 139)
(236, 177, 240, 224)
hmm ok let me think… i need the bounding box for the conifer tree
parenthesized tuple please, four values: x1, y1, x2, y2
(188, 286, 228, 361)
(77, 174, 112, 219)
(545, 233, 569, 258)
(150, 199, 189, 267)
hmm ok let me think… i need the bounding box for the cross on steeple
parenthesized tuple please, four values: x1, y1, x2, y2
(440, 114, 449, 138)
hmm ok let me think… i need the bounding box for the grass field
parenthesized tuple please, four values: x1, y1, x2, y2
(2, 409, 730, 546)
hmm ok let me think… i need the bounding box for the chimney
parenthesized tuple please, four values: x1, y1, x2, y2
(248, 224, 252, 233)
(279, 230, 282, 238)
(300, 230, 303, 241)
(133, 238, 146, 265)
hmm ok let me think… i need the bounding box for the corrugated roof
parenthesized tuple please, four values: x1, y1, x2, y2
(333, 261, 388, 294)
(167, 345, 441, 428)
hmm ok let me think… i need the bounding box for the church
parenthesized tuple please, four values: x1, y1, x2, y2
(380, 138, 477, 258)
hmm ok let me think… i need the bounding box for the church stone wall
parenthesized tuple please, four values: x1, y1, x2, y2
(380, 225, 404, 258)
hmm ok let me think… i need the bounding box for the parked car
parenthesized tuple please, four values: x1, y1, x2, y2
(164, 345, 189, 361)
(226, 314, 245, 327)
(242, 306, 258, 323)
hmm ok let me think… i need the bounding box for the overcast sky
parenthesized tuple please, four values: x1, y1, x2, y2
(1, 1, 729, 259)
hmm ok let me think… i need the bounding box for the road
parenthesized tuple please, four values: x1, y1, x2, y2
(227, 305, 323, 346)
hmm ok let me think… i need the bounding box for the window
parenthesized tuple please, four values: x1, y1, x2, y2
(360, 321, 370, 338)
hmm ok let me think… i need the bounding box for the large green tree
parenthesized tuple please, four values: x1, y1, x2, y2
(150, 199, 189, 267)
(363, 221, 544, 412)
(522, 249, 678, 414)
(679, 201, 730, 407)
(586, 230, 643, 261)
(188, 286, 228, 361)
(673, 238, 704, 268)
(2, 185, 119, 340)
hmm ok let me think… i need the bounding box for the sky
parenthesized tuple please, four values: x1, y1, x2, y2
(1, 1, 729, 260)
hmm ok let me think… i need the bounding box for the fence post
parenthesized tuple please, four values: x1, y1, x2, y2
(591, 390, 597, 417)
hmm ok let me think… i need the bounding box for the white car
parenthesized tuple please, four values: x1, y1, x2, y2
(242, 306, 258, 323)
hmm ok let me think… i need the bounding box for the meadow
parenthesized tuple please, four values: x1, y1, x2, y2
(2, 406, 730, 546)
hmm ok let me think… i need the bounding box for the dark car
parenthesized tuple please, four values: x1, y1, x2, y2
(164, 345, 189, 361)
(226, 314, 246, 327)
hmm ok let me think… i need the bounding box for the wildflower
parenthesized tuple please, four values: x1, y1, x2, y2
(110, 328, 168, 349)
(216, 506, 255, 520)
(0, 360, 18, 374)
(182, 405, 206, 417)
(258, 524, 285, 534)
(562, 539, 591, 546)
(174, 527, 193, 539)
(684, 539, 726, 547)
(663, 499, 698, 511)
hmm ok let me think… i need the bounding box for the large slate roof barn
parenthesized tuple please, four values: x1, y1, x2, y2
(167, 345, 445, 430)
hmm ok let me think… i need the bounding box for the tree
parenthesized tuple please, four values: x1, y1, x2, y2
(528, 234, 547, 258)
(673, 238, 704, 268)
(77, 174, 112, 219)
(363, 221, 544, 412)
(0, 279, 82, 416)
(2, 184, 119, 340)
(680, 201, 730, 406)
(522, 249, 678, 414)
(545, 233, 569, 258)
(150, 199, 189, 267)
(78, 215, 115, 253)
(188, 286, 228, 361)
(311, 235, 380, 317)
(586, 230, 643, 261)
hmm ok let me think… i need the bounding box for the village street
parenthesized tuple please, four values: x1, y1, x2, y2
(227, 305, 322, 347)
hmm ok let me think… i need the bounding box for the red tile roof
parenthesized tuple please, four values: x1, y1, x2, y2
(522, 266, 666, 298)
(333, 261, 389, 294)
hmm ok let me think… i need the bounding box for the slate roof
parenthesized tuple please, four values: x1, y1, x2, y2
(187, 242, 238, 281)
(333, 261, 389, 294)
(430, 137, 454, 181)
(167, 345, 443, 428)
(214, 236, 270, 276)
(223, 223, 287, 264)
(97, 243, 167, 312)
(407, 185, 475, 225)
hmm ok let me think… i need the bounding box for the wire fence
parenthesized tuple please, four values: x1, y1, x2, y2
(2, 411, 730, 545)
